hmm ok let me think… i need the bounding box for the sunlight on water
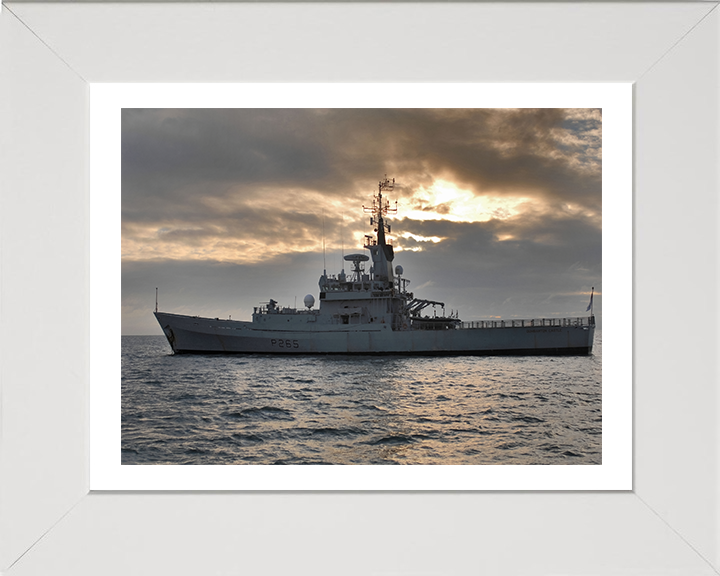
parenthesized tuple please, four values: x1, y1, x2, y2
(122, 333, 601, 465)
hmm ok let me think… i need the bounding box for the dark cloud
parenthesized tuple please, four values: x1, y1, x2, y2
(395, 215, 600, 306)
(122, 108, 600, 214)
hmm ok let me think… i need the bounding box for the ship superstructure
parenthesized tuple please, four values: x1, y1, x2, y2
(155, 177, 595, 355)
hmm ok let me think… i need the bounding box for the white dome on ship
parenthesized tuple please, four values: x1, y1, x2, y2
(395, 265, 404, 275)
(303, 294, 315, 309)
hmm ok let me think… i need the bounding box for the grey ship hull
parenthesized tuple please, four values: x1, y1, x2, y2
(155, 312, 594, 356)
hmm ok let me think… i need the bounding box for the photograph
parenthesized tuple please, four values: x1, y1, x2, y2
(121, 107, 602, 466)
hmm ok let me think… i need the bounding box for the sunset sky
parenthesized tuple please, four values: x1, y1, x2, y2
(122, 108, 601, 335)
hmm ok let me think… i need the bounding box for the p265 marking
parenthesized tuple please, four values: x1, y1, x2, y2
(271, 339, 299, 348)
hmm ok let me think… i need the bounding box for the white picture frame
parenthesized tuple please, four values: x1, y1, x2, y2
(90, 82, 630, 491)
(1, 2, 718, 574)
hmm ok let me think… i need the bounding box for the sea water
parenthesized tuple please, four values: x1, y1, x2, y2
(122, 332, 601, 465)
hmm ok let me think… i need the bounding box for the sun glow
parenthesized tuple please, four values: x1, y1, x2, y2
(121, 180, 542, 264)
(122, 221, 323, 264)
(402, 180, 531, 224)
(401, 232, 444, 243)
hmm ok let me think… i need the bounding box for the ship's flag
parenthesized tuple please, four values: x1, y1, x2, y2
(586, 288, 594, 312)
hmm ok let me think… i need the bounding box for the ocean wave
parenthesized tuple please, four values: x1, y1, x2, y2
(122, 335, 602, 465)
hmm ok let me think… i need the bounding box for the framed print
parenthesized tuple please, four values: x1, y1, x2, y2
(90, 82, 630, 491)
(1, 2, 719, 575)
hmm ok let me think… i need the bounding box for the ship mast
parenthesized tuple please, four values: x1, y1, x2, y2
(363, 176, 397, 286)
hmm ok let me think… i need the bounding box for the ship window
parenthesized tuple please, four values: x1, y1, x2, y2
(342, 315, 349, 324)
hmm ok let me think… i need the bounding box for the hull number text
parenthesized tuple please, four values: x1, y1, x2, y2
(271, 339, 299, 348)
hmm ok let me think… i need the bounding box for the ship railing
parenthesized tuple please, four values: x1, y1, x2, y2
(253, 305, 318, 315)
(458, 316, 594, 329)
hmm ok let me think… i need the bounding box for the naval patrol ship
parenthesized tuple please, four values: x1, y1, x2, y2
(155, 177, 595, 355)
